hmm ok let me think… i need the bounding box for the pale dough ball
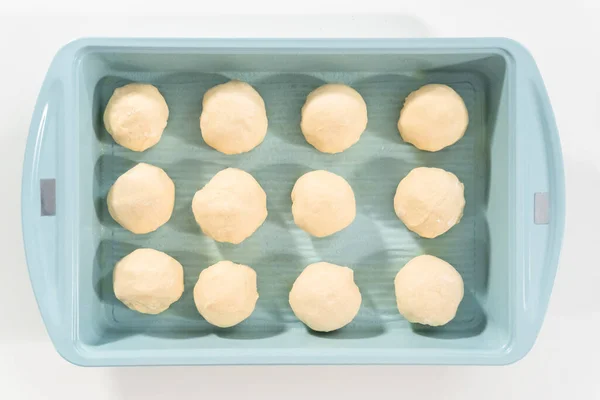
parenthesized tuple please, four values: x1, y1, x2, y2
(192, 168, 267, 244)
(291, 170, 356, 237)
(394, 255, 464, 326)
(193, 261, 259, 328)
(289, 262, 362, 332)
(103, 83, 169, 152)
(200, 80, 268, 155)
(108, 163, 175, 234)
(301, 83, 368, 154)
(113, 248, 184, 314)
(398, 84, 468, 152)
(394, 167, 465, 238)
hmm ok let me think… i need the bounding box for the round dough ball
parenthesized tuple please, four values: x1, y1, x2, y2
(289, 262, 362, 332)
(394, 167, 465, 238)
(103, 83, 169, 152)
(108, 163, 175, 234)
(394, 255, 464, 326)
(200, 80, 268, 155)
(301, 83, 368, 154)
(291, 170, 356, 237)
(113, 248, 184, 314)
(193, 261, 259, 328)
(192, 168, 267, 244)
(398, 84, 468, 152)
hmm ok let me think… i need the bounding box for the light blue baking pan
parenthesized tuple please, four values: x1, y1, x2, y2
(22, 38, 565, 366)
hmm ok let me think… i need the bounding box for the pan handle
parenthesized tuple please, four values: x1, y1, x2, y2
(511, 39, 565, 337)
(21, 55, 69, 353)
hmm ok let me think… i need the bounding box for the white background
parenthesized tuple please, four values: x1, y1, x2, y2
(1, 1, 599, 398)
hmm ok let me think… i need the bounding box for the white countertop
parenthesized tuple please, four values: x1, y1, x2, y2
(0, 3, 598, 399)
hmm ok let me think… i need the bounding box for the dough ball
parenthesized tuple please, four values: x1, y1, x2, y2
(394, 255, 464, 326)
(200, 80, 268, 155)
(113, 248, 184, 314)
(398, 84, 468, 151)
(193, 261, 259, 328)
(108, 163, 175, 234)
(291, 170, 356, 237)
(394, 167, 465, 238)
(192, 168, 267, 244)
(301, 84, 368, 154)
(103, 83, 169, 152)
(289, 262, 362, 332)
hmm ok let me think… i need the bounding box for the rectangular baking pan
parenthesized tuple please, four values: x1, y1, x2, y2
(22, 38, 565, 366)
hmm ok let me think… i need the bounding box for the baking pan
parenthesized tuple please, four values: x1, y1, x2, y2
(22, 38, 565, 366)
